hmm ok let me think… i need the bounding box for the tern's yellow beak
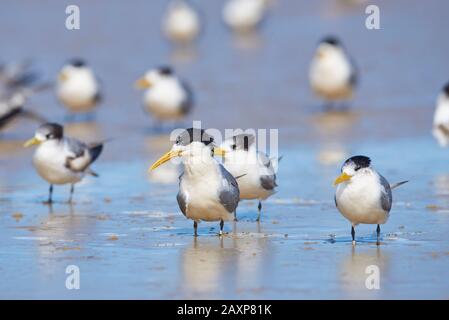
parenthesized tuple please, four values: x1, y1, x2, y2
(213, 147, 226, 157)
(23, 137, 41, 148)
(149, 150, 182, 171)
(135, 77, 151, 89)
(333, 172, 352, 186)
(58, 71, 68, 82)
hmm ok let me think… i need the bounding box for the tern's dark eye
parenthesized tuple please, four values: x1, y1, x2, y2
(231, 144, 237, 150)
(46, 134, 52, 139)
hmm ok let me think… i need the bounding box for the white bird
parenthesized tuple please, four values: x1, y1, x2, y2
(223, 0, 267, 32)
(56, 59, 101, 114)
(334, 156, 407, 245)
(220, 133, 278, 221)
(432, 82, 449, 147)
(150, 128, 239, 236)
(24, 122, 103, 204)
(135, 66, 193, 122)
(163, 0, 201, 45)
(309, 36, 357, 110)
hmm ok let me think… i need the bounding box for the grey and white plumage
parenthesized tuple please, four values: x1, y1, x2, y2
(150, 128, 239, 236)
(136, 66, 193, 121)
(0, 62, 50, 131)
(432, 82, 449, 147)
(56, 59, 101, 113)
(334, 155, 407, 245)
(24, 122, 103, 203)
(220, 133, 278, 221)
(309, 36, 357, 106)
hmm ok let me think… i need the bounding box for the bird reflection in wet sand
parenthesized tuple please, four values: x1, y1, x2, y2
(34, 203, 97, 276)
(180, 237, 225, 298)
(339, 246, 389, 299)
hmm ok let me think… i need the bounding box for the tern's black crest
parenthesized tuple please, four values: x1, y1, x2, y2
(320, 36, 341, 46)
(38, 123, 64, 140)
(343, 155, 371, 171)
(232, 134, 255, 151)
(443, 82, 449, 96)
(175, 128, 214, 146)
(69, 58, 86, 68)
(158, 65, 174, 76)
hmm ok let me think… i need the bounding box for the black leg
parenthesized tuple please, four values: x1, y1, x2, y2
(219, 219, 224, 236)
(193, 221, 198, 237)
(45, 184, 54, 204)
(376, 224, 381, 246)
(234, 210, 238, 222)
(68, 184, 75, 203)
(351, 225, 356, 245)
(257, 201, 262, 222)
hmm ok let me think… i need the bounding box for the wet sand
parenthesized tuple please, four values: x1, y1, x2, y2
(1, 0, 449, 299)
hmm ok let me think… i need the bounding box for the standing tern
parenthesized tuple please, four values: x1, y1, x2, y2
(432, 82, 449, 147)
(334, 155, 407, 245)
(220, 133, 278, 221)
(150, 128, 239, 236)
(309, 36, 357, 110)
(135, 66, 193, 123)
(57, 59, 101, 114)
(24, 123, 103, 204)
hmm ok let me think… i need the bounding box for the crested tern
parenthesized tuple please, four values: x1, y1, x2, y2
(57, 59, 101, 113)
(334, 155, 407, 245)
(24, 123, 103, 204)
(163, 0, 201, 44)
(309, 36, 357, 110)
(135, 66, 193, 122)
(433, 82, 449, 147)
(150, 128, 239, 236)
(220, 133, 278, 221)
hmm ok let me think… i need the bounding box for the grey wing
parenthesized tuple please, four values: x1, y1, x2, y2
(218, 164, 240, 213)
(180, 81, 193, 115)
(177, 173, 187, 216)
(379, 174, 392, 212)
(64, 138, 93, 172)
(177, 191, 187, 216)
(258, 152, 278, 191)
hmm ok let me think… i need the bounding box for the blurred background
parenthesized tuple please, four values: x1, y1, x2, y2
(1, 0, 449, 299)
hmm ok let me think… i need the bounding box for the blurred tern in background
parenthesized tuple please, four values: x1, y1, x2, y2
(150, 128, 239, 237)
(309, 36, 358, 111)
(135, 66, 193, 125)
(220, 133, 278, 221)
(223, 0, 268, 33)
(163, 0, 201, 45)
(0, 61, 50, 131)
(57, 59, 102, 115)
(24, 122, 103, 204)
(334, 156, 407, 245)
(432, 82, 449, 147)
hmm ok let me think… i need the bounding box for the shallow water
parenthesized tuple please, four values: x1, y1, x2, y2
(1, 0, 449, 299)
